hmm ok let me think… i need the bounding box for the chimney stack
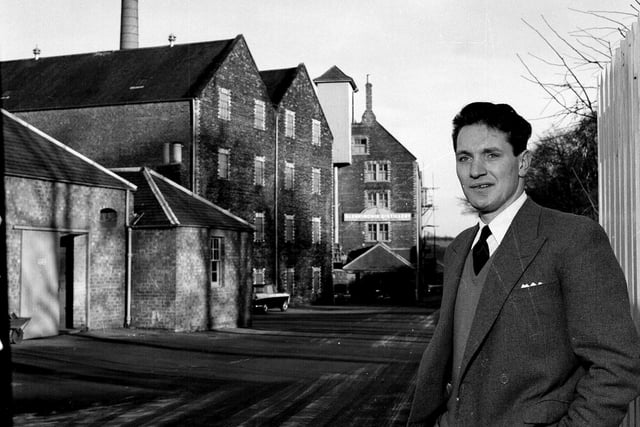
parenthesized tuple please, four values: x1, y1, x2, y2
(120, 0, 139, 50)
(362, 75, 376, 125)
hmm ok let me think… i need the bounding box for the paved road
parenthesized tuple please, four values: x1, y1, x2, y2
(11, 305, 437, 426)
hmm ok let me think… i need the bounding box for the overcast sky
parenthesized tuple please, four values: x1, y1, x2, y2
(1, 0, 636, 236)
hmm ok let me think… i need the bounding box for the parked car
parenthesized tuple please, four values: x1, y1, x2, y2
(252, 284, 290, 313)
(333, 283, 351, 304)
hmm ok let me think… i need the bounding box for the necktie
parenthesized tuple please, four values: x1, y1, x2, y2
(472, 226, 492, 274)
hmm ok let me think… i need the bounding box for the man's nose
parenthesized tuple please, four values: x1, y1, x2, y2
(470, 159, 486, 178)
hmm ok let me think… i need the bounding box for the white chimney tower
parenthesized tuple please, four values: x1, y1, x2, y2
(120, 0, 139, 50)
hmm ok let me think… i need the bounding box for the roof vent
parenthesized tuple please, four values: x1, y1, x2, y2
(33, 45, 41, 60)
(168, 33, 176, 47)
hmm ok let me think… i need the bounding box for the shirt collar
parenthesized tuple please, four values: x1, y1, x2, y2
(474, 191, 528, 248)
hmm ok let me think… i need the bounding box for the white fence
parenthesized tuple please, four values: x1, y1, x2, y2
(598, 19, 640, 427)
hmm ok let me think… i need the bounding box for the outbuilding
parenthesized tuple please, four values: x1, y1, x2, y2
(113, 167, 254, 331)
(3, 109, 136, 339)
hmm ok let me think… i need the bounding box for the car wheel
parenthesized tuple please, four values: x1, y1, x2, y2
(10, 328, 23, 344)
(280, 300, 289, 312)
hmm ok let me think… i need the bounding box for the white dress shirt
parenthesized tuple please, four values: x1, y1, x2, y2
(472, 191, 528, 256)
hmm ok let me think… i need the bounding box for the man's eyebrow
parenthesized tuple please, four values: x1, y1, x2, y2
(455, 146, 503, 156)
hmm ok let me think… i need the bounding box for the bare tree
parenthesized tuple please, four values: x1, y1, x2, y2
(518, 5, 639, 122)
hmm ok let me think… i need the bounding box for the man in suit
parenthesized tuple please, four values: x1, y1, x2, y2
(408, 102, 640, 426)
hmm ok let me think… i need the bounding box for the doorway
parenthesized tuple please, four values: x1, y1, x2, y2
(20, 230, 87, 339)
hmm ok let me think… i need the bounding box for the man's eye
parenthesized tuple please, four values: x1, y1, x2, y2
(457, 156, 470, 162)
(487, 152, 500, 159)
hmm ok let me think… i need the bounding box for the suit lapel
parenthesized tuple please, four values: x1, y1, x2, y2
(457, 200, 547, 385)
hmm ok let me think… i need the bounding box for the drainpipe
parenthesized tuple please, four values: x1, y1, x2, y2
(274, 111, 279, 289)
(124, 189, 132, 327)
(191, 99, 198, 192)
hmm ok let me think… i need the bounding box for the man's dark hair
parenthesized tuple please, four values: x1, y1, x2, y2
(452, 102, 532, 155)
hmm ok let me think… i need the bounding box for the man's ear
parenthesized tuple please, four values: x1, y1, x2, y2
(518, 150, 531, 177)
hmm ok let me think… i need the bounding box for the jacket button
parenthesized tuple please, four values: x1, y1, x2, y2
(499, 373, 509, 384)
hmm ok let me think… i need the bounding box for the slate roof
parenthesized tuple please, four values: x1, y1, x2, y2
(3, 109, 135, 190)
(313, 65, 358, 91)
(0, 37, 239, 111)
(113, 167, 253, 231)
(260, 66, 299, 105)
(342, 242, 413, 272)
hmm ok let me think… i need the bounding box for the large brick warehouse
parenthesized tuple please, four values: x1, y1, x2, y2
(1, 35, 335, 306)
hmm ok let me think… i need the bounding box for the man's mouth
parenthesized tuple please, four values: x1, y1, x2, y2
(470, 183, 492, 189)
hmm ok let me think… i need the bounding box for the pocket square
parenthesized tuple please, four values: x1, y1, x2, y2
(521, 281, 543, 289)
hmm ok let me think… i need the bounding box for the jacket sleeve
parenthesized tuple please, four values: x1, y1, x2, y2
(557, 219, 640, 426)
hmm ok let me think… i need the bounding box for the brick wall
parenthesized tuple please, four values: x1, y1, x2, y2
(131, 228, 178, 329)
(132, 226, 253, 331)
(4, 176, 128, 329)
(17, 102, 193, 187)
(195, 37, 278, 289)
(273, 66, 334, 303)
(339, 120, 419, 258)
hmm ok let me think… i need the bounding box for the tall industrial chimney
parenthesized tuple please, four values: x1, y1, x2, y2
(120, 0, 139, 50)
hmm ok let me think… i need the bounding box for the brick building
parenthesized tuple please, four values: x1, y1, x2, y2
(1, 35, 334, 305)
(3, 109, 136, 338)
(114, 168, 253, 331)
(260, 64, 334, 303)
(315, 71, 422, 303)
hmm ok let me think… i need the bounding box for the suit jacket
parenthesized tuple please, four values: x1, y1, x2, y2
(408, 199, 640, 426)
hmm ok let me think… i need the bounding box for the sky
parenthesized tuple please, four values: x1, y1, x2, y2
(1, 0, 636, 237)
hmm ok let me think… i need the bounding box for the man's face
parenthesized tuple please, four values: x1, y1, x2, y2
(455, 123, 530, 222)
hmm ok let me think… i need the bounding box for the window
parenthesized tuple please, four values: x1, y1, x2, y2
(218, 87, 231, 121)
(210, 237, 223, 286)
(284, 267, 295, 294)
(255, 212, 265, 242)
(352, 136, 368, 155)
(285, 215, 295, 242)
(312, 168, 321, 194)
(365, 223, 390, 242)
(218, 148, 230, 179)
(253, 268, 265, 285)
(100, 208, 117, 225)
(365, 190, 390, 209)
(285, 162, 295, 190)
(254, 156, 265, 186)
(311, 267, 321, 293)
(364, 161, 391, 182)
(311, 119, 321, 146)
(285, 109, 296, 138)
(311, 217, 321, 244)
(254, 99, 266, 130)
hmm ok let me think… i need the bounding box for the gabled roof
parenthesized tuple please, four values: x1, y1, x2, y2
(113, 167, 253, 231)
(313, 65, 358, 91)
(0, 37, 240, 111)
(352, 120, 418, 161)
(2, 109, 135, 190)
(260, 66, 299, 106)
(343, 242, 414, 272)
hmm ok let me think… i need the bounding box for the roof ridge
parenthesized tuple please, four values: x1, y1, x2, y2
(145, 168, 254, 229)
(143, 167, 179, 225)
